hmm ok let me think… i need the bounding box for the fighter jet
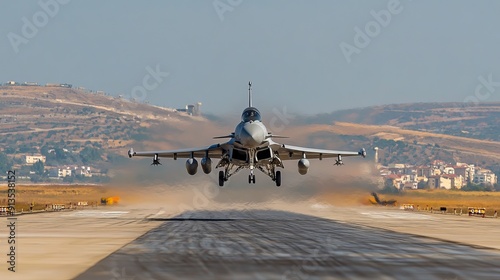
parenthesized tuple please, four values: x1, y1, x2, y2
(128, 82, 366, 187)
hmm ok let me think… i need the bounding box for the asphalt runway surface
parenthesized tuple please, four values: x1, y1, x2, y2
(3, 205, 500, 280)
(73, 209, 500, 280)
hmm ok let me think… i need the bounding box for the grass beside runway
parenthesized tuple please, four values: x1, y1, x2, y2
(2, 184, 500, 216)
(0, 184, 113, 212)
(366, 189, 500, 215)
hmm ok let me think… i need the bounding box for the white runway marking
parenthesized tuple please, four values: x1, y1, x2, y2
(310, 203, 331, 209)
(64, 211, 129, 218)
(150, 209, 166, 218)
(360, 211, 435, 220)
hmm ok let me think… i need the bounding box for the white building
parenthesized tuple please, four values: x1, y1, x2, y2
(443, 166, 455, 175)
(49, 167, 72, 178)
(75, 166, 92, 177)
(25, 155, 46, 164)
(473, 171, 497, 185)
(428, 174, 464, 190)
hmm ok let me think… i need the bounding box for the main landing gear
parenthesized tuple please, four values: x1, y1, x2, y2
(216, 156, 283, 187)
(218, 170, 225, 187)
(218, 169, 281, 187)
(275, 170, 281, 187)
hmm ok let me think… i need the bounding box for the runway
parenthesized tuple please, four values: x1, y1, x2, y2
(0, 207, 162, 280)
(3, 205, 500, 280)
(73, 209, 500, 280)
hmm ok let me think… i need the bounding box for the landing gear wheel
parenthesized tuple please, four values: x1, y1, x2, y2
(275, 171, 281, 187)
(219, 171, 225, 187)
(252, 175, 256, 184)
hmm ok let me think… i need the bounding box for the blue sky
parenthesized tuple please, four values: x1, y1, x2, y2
(1, 0, 499, 115)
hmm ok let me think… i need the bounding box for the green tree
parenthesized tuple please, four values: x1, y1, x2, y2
(417, 180, 428, 190)
(30, 174, 42, 183)
(381, 179, 400, 194)
(31, 160, 45, 176)
(0, 152, 13, 172)
(80, 146, 102, 164)
(54, 147, 67, 160)
(462, 182, 489, 192)
(63, 176, 74, 183)
(40, 145, 51, 156)
(3, 147, 16, 154)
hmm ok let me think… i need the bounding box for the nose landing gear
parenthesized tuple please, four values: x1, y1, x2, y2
(248, 170, 256, 184)
(248, 174, 256, 184)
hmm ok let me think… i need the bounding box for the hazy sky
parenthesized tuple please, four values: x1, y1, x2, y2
(1, 0, 500, 115)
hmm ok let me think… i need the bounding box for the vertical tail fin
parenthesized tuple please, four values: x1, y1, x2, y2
(248, 81, 252, 107)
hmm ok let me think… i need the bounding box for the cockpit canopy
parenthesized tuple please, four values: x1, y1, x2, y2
(241, 107, 262, 122)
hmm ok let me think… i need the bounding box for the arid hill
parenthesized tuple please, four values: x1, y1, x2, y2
(1, 86, 499, 175)
(302, 102, 500, 142)
(0, 85, 206, 152)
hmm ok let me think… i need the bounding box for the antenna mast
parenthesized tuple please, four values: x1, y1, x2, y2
(248, 81, 252, 107)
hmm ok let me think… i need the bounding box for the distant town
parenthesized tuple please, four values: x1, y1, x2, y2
(375, 144, 498, 191)
(1, 150, 108, 183)
(380, 161, 497, 190)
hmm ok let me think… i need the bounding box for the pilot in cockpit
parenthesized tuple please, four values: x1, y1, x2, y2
(242, 108, 261, 122)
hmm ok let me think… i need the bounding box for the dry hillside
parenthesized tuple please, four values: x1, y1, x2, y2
(1, 86, 498, 176)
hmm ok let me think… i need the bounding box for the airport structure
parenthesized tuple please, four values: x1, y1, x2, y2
(176, 102, 202, 116)
(3, 80, 72, 88)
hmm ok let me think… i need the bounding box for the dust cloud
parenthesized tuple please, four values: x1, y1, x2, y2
(107, 117, 380, 214)
(108, 158, 379, 215)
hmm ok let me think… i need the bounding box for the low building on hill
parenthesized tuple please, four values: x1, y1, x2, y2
(25, 154, 46, 164)
(49, 167, 73, 178)
(75, 166, 92, 177)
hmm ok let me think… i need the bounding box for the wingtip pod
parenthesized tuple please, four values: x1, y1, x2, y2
(128, 148, 135, 158)
(359, 148, 366, 158)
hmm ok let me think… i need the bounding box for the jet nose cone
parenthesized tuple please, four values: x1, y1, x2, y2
(241, 123, 265, 147)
